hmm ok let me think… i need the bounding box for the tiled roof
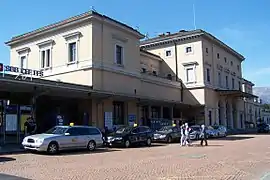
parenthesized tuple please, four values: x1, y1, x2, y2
(6, 11, 144, 45)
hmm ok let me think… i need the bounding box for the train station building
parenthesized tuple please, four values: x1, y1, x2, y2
(0, 10, 261, 144)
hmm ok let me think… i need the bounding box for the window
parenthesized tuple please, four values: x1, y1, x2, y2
(218, 72, 222, 87)
(68, 42, 77, 62)
(209, 110, 212, 125)
(88, 128, 101, 135)
(231, 61, 233, 66)
(113, 101, 124, 125)
(237, 65, 240, 71)
(167, 74, 172, 80)
(20, 56, 26, 69)
(165, 50, 172, 57)
(238, 81, 241, 91)
(206, 48, 208, 53)
(225, 76, 228, 88)
(224, 57, 227, 63)
(152, 71, 157, 76)
(217, 53, 220, 59)
(115, 45, 123, 65)
(66, 128, 80, 136)
(232, 78, 235, 89)
(186, 47, 192, 53)
(186, 67, 195, 82)
(41, 49, 51, 68)
(206, 68, 210, 82)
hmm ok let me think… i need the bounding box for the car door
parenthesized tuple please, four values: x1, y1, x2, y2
(65, 127, 81, 149)
(130, 128, 140, 143)
(88, 127, 103, 147)
(171, 127, 181, 139)
(77, 127, 90, 148)
(138, 126, 148, 142)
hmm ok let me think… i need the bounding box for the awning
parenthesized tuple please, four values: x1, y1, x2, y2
(215, 89, 258, 98)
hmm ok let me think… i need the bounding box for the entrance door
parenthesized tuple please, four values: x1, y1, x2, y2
(4, 104, 20, 144)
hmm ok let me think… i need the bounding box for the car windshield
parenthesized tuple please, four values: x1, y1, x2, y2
(158, 126, 173, 131)
(207, 126, 214, 130)
(45, 126, 69, 134)
(115, 127, 133, 134)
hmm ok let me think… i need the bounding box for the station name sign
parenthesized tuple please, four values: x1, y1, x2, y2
(0, 63, 43, 77)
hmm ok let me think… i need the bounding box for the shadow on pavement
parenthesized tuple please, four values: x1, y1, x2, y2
(215, 136, 254, 141)
(191, 144, 223, 147)
(0, 157, 16, 163)
(132, 143, 168, 148)
(0, 173, 31, 180)
(33, 148, 121, 156)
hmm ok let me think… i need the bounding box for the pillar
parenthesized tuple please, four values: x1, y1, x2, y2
(170, 107, 174, 120)
(160, 106, 163, 119)
(148, 105, 151, 119)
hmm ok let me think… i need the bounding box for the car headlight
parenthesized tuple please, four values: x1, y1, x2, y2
(36, 139, 44, 144)
(160, 135, 166, 138)
(115, 137, 122, 140)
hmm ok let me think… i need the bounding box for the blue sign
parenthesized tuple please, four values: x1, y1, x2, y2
(56, 114, 64, 126)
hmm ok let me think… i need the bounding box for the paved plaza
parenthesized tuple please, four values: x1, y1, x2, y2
(0, 135, 270, 180)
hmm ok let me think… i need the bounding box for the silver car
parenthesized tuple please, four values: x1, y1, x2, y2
(22, 125, 104, 154)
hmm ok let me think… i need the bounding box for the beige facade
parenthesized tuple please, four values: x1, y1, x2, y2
(141, 30, 261, 129)
(6, 11, 261, 129)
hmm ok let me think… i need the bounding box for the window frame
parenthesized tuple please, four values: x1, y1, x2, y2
(165, 49, 172, 57)
(63, 32, 81, 66)
(68, 42, 77, 63)
(206, 68, 211, 83)
(185, 46, 192, 54)
(16, 47, 30, 70)
(37, 40, 53, 70)
(114, 44, 124, 66)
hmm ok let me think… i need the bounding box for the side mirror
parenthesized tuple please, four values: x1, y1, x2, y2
(64, 133, 70, 136)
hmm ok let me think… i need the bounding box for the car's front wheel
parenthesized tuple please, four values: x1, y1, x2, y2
(47, 142, 59, 155)
(146, 138, 152, 146)
(124, 140, 131, 148)
(87, 140, 96, 151)
(167, 136, 172, 143)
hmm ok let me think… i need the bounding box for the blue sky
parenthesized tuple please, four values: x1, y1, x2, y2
(1, 0, 269, 86)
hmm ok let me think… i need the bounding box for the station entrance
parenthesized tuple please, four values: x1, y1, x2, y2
(0, 74, 92, 145)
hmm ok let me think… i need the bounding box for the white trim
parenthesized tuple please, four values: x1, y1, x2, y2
(63, 31, 81, 40)
(64, 32, 81, 66)
(184, 65, 196, 84)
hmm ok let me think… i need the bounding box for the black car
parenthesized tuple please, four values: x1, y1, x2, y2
(257, 123, 270, 133)
(153, 126, 181, 143)
(104, 126, 153, 148)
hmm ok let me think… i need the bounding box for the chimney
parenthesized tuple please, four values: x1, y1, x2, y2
(179, 30, 187, 32)
(166, 32, 171, 35)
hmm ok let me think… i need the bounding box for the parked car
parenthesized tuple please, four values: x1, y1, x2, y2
(153, 126, 181, 143)
(104, 126, 153, 148)
(206, 126, 219, 138)
(190, 125, 201, 140)
(22, 125, 104, 154)
(212, 125, 227, 137)
(257, 123, 270, 133)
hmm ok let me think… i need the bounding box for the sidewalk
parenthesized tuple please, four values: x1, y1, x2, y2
(0, 144, 26, 155)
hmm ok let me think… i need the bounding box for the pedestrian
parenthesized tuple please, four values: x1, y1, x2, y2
(184, 123, 191, 146)
(180, 124, 185, 146)
(200, 124, 208, 146)
(24, 116, 37, 136)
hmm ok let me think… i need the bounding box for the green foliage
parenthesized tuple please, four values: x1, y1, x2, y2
(262, 104, 270, 109)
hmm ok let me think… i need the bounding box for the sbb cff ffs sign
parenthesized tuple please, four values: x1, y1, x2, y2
(0, 63, 43, 77)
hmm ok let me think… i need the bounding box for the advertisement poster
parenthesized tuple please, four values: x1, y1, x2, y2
(128, 114, 136, 127)
(5, 114, 17, 131)
(20, 114, 31, 131)
(104, 112, 113, 129)
(56, 115, 64, 126)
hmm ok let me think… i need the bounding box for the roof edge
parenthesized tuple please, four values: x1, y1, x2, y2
(6, 11, 144, 46)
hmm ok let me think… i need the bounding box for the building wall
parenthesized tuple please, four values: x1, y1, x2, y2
(202, 39, 243, 90)
(9, 21, 93, 86)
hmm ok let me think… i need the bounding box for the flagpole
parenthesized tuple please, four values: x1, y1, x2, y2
(193, 2, 197, 30)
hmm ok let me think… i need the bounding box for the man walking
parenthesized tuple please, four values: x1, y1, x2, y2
(184, 123, 191, 146)
(180, 124, 185, 146)
(200, 124, 208, 146)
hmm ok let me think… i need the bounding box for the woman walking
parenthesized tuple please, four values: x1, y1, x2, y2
(180, 124, 185, 146)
